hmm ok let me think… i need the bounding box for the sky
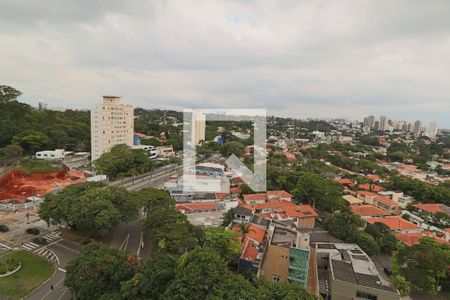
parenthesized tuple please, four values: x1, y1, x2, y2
(1, 0, 450, 127)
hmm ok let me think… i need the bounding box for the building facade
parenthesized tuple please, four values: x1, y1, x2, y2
(91, 96, 134, 161)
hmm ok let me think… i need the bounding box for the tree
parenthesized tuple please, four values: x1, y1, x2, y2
(136, 187, 175, 214)
(255, 279, 316, 300)
(293, 172, 345, 212)
(0, 85, 21, 103)
(392, 275, 412, 296)
(365, 222, 399, 254)
(164, 248, 228, 299)
(239, 183, 254, 195)
(94, 144, 155, 179)
(222, 208, 235, 227)
(39, 182, 139, 236)
(324, 212, 364, 241)
(395, 238, 450, 294)
(0, 144, 23, 160)
(11, 130, 50, 153)
(121, 254, 177, 300)
(221, 141, 245, 158)
(353, 232, 380, 256)
(65, 243, 136, 300)
(238, 223, 254, 244)
(201, 227, 241, 262)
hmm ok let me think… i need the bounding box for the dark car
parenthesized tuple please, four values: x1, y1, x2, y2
(383, 267, 393, 276)
(0, 225, 9, 232)
(26, 227, 40, 235)
(33, 237, 48, 245)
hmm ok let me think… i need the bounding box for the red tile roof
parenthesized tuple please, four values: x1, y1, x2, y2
(366, 175, 381, 181)
(232, 223, 266, 244)
(267, 190, 293, 199)
(336, 178, 353, 185)
(175, 202, 217, 213)
(395, 232, 449, 247)
(359, 183, 385, 193)
(367, 217, 422, 231)
(243, 193, 267, 201)
(413, 203, 450, 216)
(356, 190, 378, 197)
(241, 239, 259, 262)
(230, 187, 242, 194)
(350, 205, 391, 217)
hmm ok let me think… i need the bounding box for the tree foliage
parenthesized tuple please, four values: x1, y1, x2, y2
(65, 242, 137, 300)
(94, 144, 155, 179)
(39, 182, 139, 236)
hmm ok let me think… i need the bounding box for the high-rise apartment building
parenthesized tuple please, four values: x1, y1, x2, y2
(379, 116, 388, 131)
(91, 96, 134, 161)
(363, 115, 375, 128)
(412, 120, 422, 136)
(428, 121, 438, 138)
(191, 111, 206, 145)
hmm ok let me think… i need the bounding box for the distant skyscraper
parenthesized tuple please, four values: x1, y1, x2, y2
(38, 101, 48, 112)
(91, 96, 134, 161)
(379, 116, 388, 131)
(363, 115, 375, 128)
(373, 120, 380, 131)
(428, 121, 438, 138)
(412, 120, 422, 136)
(191, 111, 206, 145)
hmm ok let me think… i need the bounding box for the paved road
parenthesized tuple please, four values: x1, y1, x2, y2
(26, 239, 81, 300)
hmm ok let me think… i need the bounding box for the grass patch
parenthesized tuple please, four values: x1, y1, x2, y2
(18, 158, 62, 174)
(0, 250, 55, 299)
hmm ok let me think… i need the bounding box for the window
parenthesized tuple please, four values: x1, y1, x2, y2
(272, 276, 281, 282)
(356, 291, 377, 300)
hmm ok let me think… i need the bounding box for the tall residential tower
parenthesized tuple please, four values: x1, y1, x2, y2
(91, 96, 134, 161)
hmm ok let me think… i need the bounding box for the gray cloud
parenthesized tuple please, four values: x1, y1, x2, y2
(0, 0, 449, 127)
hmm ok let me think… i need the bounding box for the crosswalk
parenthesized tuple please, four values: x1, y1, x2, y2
(21, 232, 61, 251)
(34, 247, 59, 265)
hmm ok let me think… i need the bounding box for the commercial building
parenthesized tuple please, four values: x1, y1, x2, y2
(90, 96, 134, 161)
(36, 149, 70, 160)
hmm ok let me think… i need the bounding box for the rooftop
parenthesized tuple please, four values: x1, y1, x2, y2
(367, 217, 422, 231)
(413, 203, 450, 216)
(350, 204, 391, 217)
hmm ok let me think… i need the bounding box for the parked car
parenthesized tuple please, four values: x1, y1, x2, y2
(33, 237, 48, 245)
(26, 227, 40, 235)
(383, 267, 393, 276)
(0, 225, 9, 232)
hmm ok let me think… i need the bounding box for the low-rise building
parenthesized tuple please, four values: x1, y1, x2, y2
(36, 149, 70, 160)
(315, 243, 399, 300)
(366, 217, 423, 234)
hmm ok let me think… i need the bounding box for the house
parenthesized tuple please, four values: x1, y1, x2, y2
(267, 190, 293, 202)
(413, 203, 450, 217)
(372, 195, 402, 215)
(395, 232, 449, 247)
(350, 204, 391, 219)
(175, 202, 218, 214)
(342, 195, 364, 206)
(315, 243, 399, 300)
(356, 190, 378, 204)
(367, 217, 423, 233)
(243, 193, 267, 204)
(358, 183, 385, 193)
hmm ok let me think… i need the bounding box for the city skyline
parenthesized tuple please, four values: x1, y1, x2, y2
(1, 0, 449, 127)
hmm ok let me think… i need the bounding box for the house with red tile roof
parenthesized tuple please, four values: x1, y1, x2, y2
(350, 204, 391, 219)
(395, 232, 449, 247)
(413, 203, 450, 216)
(367, 217, 423, 233)
(238, 198, 317, 229)
(243, 193, 267, 204)
(335, 178, 354, 187)
(175, 202, 218, 214)
(373, 195, 402, 215)
(356, 190, 378, 204)
(358, 183, 385, 193)
(267, 190, 293, 202)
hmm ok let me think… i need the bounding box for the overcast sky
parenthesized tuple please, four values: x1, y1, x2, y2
(1, 0, 450, 127)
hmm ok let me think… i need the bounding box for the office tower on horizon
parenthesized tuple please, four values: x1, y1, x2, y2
(379, 116, 388, 131)
(412, 120, 422, 136)
(191, 111, 206, 146)
(91, 96, 134, 161)
(428, 121, 438, 138)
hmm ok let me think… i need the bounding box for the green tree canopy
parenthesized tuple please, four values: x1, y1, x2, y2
(65, 242, 137, 300)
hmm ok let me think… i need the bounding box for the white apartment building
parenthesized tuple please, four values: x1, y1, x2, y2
(91, 96, 134, 161)
(191, 111, 206, 145)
